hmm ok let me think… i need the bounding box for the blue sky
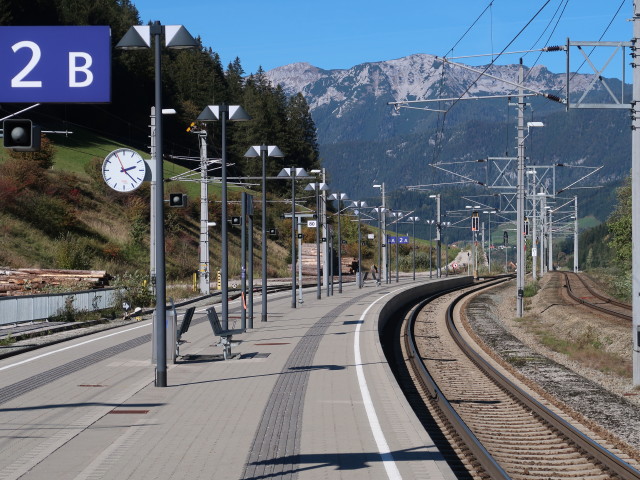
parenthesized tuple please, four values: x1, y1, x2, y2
(131, 0, 631, 78)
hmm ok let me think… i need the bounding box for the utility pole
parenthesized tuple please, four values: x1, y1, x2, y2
(481, 221, 485, 268)
(198, 129, 210, 294)
(322, 168, 329, 296)
(632, 2, 640, 385)
(149, 107, 157, 293)
(548, 208, 553, 272)
(531, 174, 538, 281)
(381, 183, 388, 284)
(435, 195, 442, 277)
(540, 193, 546, 278)
(573, 196, 579, 273)
(516, 59, 526, 317)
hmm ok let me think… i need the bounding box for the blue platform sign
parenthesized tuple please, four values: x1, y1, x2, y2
(0, 26, 111, 103)
(399, 236, 409, 244)
(387, 236, 396, 244)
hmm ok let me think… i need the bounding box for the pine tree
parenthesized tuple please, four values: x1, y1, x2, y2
(284, 93, 320, 171)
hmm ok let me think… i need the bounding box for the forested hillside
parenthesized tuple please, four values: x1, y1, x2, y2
(0, 0, 322, 276)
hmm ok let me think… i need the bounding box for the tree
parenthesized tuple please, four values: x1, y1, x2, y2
(8, 135, 56, 169)
(284, 93, 320, 171)
(608, 175, 632, 268)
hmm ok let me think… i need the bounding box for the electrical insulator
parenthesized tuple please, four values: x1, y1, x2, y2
(544, 93, 563, 103)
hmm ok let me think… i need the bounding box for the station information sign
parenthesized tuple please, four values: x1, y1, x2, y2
(0, 26, 111, 103)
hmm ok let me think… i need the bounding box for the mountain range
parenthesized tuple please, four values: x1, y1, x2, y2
(265, 54, 629, 222)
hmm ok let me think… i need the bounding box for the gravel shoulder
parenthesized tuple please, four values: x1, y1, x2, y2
(464, 272, 640, 460)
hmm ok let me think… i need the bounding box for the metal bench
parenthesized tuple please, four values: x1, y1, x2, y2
(175, 306, 196, 357)
(206, 307, 245, 360)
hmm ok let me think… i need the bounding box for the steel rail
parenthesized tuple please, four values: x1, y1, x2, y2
(437, 276, 640, 479)
(404, 276, 513, 480)
(563, 272, 631, 321)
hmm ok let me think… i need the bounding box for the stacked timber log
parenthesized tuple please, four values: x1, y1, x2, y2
(297, 244, 356, 276)
(0, 268, 111, 296)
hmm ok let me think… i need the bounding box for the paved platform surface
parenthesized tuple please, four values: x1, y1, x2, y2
(0, 277, 463, 480)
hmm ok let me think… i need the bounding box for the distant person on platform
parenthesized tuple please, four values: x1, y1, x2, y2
(370, 264, 378, 280)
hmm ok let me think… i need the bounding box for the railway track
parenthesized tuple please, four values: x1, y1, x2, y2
(563, 271, 631, 321)
(387, 277, 640, 479)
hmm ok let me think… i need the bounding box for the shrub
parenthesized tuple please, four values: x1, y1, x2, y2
(112, 271, 154, 311)
(523, 281, 540, 297)
(54, 232, 95, 270)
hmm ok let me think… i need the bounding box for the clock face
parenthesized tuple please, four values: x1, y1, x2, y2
(102, 149, 147, 192)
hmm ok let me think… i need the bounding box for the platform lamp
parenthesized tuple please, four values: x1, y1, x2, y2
(244, 145, 284, 322)
(278, 167, 309, 308)
(351, 201, 368, 288)
(305, 179, 330, 299)
(117, 21, 197, 388)
(371, 207, 387, 286)
(328, 192, 349, 293)
(373, 183, 387, 283)
(198, 105, 251, 329)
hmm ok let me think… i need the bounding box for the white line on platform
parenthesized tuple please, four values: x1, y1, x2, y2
(354, 286, 407, 480)
(0, 322, 151, 372)
(1, 298, 248, 372)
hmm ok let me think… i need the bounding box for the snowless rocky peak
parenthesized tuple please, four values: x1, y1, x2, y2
(264, 53, 609, 112)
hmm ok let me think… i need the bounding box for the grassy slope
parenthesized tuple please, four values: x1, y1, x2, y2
(0, 129, 287, 281)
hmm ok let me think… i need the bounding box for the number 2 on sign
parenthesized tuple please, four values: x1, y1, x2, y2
(11, 40, 94, 89)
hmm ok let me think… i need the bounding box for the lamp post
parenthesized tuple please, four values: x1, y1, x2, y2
(407, 216, 419, 280)
(244, 145, 284, 322)
(429, 194, 442, 277)
(328, 192, 348, 293)
(198, 105, 251, 329)
(372, 207, 386, 286)
(373, 183, 387, 283)
(278, 167, 309, 307)
(351, 201, 367, 288)
(305, 179, 329, 299)
(117, 22, 197, 388)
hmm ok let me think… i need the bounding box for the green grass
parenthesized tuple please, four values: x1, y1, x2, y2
(516, 316, 632, 379)
(523, 281, 540, 297)
(578, 215, 601, 230)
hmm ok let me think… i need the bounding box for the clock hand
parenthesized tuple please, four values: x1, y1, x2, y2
(115, 152, 126, 172)
(123, 166, 137, 172)
(124, 170, 137, 182)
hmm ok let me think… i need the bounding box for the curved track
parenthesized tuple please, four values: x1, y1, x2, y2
(563, 271, 631, 321)
(392, 278, 640, 479)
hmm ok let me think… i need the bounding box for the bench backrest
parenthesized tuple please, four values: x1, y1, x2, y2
(206, 307, 222, 335)
(177, 306, 196, 337)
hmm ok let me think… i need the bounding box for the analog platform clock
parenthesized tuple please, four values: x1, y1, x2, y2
(102, 148, 147, 192)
